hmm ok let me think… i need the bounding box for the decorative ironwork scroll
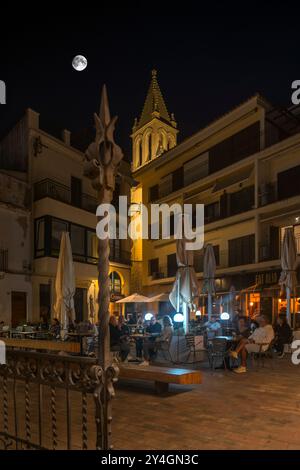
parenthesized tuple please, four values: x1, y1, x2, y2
(84, 85, 123, 449)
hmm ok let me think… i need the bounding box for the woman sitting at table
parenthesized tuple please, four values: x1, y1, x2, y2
(109, 315, 130, 362)
(140, 315, 173, 366)
(50, 318, 61, 338)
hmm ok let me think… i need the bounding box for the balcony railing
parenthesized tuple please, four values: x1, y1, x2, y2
(34, 179, 98, 214)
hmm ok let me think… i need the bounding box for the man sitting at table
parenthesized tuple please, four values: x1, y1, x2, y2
(109, 315, 130, 362)
(140, 315, 173, 366)
(230, 315, 274, 373)
(146, 315, 162, 336)
(204, 314, 222, 339)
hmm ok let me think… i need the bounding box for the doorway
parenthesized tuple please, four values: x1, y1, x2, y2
(74, 287, 87, 322)
(11, 291, 27, 327)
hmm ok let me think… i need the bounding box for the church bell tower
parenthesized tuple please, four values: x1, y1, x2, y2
(131, 70, 178, 170)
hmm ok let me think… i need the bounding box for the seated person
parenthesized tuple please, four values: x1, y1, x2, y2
(109, 315, 130, 362)
(118, 315, 130, 336)
(274, 315, 293, 358)
(146, 315, 162, 336)
(230, 315, 274, 374)
(140, 315, 173, 366)
(232, 309, 250, 332)
(204, 314, 222, 339)
(235, 316, 251, 340)
(50, 318, 61, 338)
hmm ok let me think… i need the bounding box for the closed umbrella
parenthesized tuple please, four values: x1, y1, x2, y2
(279, 227, 298, 326)
(202, 244, 216, 321)
(169, 238, 199, 333)
(54, 232, 76, 335)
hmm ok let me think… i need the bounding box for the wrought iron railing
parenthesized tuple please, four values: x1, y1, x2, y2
(0, 349, 118, 450)
(34, 179, 98, 214)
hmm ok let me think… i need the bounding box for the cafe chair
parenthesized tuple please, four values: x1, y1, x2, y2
(156, 336, 173, 363)
(185, 334, 197, 362)
(207, 337, 228, 371)
(249, 340, 275, 370)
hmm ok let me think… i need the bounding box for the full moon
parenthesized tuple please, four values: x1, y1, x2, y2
(72, 55, 88, 71)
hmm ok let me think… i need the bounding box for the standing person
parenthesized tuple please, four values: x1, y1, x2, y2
(230, 315, 274, 373)
(140, 315, 173, 366)
(274, 315, 293, 358)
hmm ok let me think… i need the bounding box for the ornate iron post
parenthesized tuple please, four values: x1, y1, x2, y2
(84, 85, 123, 449)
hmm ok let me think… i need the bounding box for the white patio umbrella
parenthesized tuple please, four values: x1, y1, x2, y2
(169, 238, 199, 333)
(54, 232, 76, 335)
(202, 244, 216, 321)
(148, 293, 170, 302)
(279, 227, 298, 326)
(115, 293, 151, 303)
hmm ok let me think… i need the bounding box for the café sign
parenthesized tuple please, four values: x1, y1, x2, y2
(255, 270, 280, 287)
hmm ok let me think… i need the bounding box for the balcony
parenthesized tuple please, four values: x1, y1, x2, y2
(34, 179, 98, 214)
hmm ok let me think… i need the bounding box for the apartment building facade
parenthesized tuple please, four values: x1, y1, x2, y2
(131, 74, 300, 322)
(0, 171, 31, 326)
(0, 108, 131, 326)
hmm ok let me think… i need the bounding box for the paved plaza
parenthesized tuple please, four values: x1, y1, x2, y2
(1, 356, 300, 450)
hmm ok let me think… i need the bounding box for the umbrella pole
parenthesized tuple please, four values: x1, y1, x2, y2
(287, 287, 291, 326)
(183, 302, 188, 334)
(208, 293, 212, 321)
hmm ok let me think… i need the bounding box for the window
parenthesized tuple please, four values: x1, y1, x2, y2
(159, 173, 172, 198)
(230, 186, 254, 216)
(149, 184, 159, 202)
(184, 152, 209, 186)
(148, 258, 159, 276)
(109, 271, 122, 294)
(35, 216, 99, 265)
(71, 176, 82, 208)
(194, 245, 220, 272)
(209, 123, 260, 174)
(147, 133, 152, 160)
(228, 234, 255, 267)
(172, 166, 184, 192)
(35, 218, 45, 256)
(51, 218, 68, 255)
(167, 253, 177, 277)
(277, 164, 300, 200)
(70, 224, 85, 261)
(87, 230, 98, 263)
(204, 202, 220, 223)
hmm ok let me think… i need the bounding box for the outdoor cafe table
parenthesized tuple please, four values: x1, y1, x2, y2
(10, 330, 40, 339)
(67, 332, 94, 355)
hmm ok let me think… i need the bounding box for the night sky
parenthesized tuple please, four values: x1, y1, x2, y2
(1, 10, 299, 160)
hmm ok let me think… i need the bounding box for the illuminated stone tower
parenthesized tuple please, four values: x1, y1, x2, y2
(131, 70, 178, 170)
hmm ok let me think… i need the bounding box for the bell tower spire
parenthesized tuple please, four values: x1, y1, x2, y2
(131, 70, 178, 170)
